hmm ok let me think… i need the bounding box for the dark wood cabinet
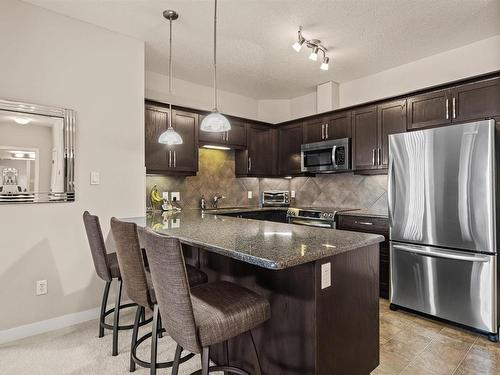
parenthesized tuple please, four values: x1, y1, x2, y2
(407, 89, 451, 130)
(145, 103, 198, 175)
(352, 106, 378, 171)
(337, 214, 390, 299)
(278, 122, 303, 176)
(452, 77, 500, 123)
(235, 125, 276, 176)
(198, 116, 247, 148)
(378, 100, 407, 168)
(303, 118, 325, 143)
(353, 100, 406, 172)
(326, 111, 352, 139)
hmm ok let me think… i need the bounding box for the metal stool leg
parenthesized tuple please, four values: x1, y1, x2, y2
(223, 341, 230, 375)
(157, 313, 163, 339)
(112, 278, 123, 356)
(99, 281, 111, 338)
(248, 331, 262, 375)
(171, 344, 183, 375)
(130, 306, 142, 372)
(201, 347, 210, 375)
(150, 304, 159, 375)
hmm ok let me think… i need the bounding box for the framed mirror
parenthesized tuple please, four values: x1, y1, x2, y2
(0, 99, 75, 204)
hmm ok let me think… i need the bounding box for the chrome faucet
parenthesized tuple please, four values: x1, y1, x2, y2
(212, 194, 225, 208)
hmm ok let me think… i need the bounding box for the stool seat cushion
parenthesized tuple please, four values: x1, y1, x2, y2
(107, 252, 121, 279)
(191, 281, 271, 347)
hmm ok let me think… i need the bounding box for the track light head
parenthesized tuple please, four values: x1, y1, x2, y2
(320, 56, 330, 71)
(309, 46, 319, 61)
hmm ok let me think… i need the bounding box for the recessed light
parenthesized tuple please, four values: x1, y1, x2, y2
(202, 145, 231, 150)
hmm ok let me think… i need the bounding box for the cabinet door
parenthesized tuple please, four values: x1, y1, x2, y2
(278, 122, 303, 176)
(353, 106, 378, 171)
(452, 78, 500, 123)
(170, 110, 198, 173)
(303, 118, 325, 143)
(378, 100, 407, 169)
(226, 119, 247, 146)
(248, 125, 276, 176)
(326, 111, 351, 139)
(198, 114, 224, 144)
(407, 89, 451, 130)
(145, 105, 171, 172)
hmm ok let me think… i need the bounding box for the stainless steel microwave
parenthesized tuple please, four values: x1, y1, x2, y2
(301, 138, 351, 173)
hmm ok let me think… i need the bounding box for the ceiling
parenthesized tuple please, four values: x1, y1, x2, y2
(25, 0, 500, 99)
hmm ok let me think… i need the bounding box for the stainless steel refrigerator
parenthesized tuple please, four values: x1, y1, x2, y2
(388, 119, 498, 340)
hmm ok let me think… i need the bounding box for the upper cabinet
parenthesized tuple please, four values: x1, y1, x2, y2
(303, 111, 351, 143)
(198, 116, 247, 148)
(145, 102, 198, 175)
(235, 124, 277, 176)
(353, 100, 406, 172)
(407, 77, 500, 130)
(278, 122, 303, 176)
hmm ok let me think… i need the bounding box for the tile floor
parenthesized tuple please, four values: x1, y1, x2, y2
(1, 299, 499, 374)
(375, 299, 500, 375)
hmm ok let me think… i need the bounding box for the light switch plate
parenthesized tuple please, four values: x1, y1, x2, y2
(247, 191, 253, 199)
(171, 192, 180, 201)
(36, 280, 48, 295)
(321, 262, 331, 289)
(90, 172, 100, 185)
(291, 190, 296, 198)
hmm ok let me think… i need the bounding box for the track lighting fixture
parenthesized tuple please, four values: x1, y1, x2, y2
(292, 26, 330, 71)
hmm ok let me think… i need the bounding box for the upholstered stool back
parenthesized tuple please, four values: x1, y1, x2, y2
(83, 211, 112, 282)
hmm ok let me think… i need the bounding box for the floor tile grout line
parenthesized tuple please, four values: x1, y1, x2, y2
(450, 336, 478, 375)
(396, 326, 445, 374)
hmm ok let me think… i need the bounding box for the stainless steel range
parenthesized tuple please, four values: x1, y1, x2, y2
(286, 207, 358, 229)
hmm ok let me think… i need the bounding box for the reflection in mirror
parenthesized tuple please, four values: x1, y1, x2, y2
(0, 100, 75, 204)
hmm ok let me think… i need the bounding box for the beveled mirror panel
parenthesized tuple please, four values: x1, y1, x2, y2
(0, 99, 75, 203)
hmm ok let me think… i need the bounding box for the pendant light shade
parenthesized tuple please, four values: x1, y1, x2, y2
(158, 10, 183, 145)
(200, 0, 231, 133)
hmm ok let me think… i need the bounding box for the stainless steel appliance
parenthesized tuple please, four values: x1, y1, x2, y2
(388, 119, 499, 340)
(262, 190, 289, 207)
(301, 138, 351, 173)
(286, 207, 357, 228)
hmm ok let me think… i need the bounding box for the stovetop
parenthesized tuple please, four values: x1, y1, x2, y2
(287, 207, 359, 221)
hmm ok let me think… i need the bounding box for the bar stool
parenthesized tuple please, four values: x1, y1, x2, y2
(83, 211, 138, 356)
(143, 228, 271, 375)
(110, 218, 208, 375)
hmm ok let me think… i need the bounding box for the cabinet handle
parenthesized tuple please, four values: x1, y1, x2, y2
(173, 150, 176, 168)
(354, 220, 374, 226)
(378, 148, 381, 166)
(321, 124, 325, 139)
(169, 150, 172, 168)
(445, 98, 449, 119)
(248, 157, 252, 172)
(325, 123, 329, 139)
(452, 97, 456, 119)
(372, 149, 376, 166)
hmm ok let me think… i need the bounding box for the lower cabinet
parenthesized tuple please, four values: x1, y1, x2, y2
(145, 102, 199, 175)
(235, 124, 277, 176)
(337, 214, 390, 299)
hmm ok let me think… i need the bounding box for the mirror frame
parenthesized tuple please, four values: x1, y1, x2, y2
(0, 98, 76, 204)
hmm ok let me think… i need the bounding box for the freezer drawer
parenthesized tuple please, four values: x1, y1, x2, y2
(390, 241, 497, 333)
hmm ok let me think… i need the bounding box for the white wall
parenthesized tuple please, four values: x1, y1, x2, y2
(0, 0, 144, 333)
(257, 99, 291, 124)
(146, 70, 260, 121)
(339, 34, 500, 108)
(290, 92, 317, 120)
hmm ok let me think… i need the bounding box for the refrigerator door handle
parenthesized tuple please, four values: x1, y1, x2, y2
(388, 155, 395, 225)
(392, 244, 490, 263)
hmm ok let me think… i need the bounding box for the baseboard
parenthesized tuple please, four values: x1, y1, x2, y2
(0, 300, 132, 345)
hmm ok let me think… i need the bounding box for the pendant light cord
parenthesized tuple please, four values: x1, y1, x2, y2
(168, 16, 173, 129)
(213, 0, 218, 112)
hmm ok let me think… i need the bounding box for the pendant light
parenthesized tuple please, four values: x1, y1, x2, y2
(200, 0, 231, 133)
(158, 10, 183, 145)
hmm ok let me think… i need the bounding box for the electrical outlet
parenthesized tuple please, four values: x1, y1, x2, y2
(162, 192, 169, 200)
(171, 192, 180, 201)
(36, 280, 48, 295)
(291, 190, 296, 198)
(321, 263, 331, 289)
(247, 191, 253, 199)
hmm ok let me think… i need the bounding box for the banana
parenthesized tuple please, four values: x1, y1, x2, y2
(149, 185, 164, 206)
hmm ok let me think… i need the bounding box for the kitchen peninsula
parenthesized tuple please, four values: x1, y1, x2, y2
(126, 209, 384, 375)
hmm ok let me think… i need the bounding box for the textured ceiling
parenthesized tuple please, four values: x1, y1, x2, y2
(25, 0, 500, 99)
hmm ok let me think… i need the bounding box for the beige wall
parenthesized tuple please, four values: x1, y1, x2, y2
(0, 0, 144, 331)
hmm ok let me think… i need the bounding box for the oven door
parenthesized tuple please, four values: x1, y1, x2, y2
(288, 217, 335, 229)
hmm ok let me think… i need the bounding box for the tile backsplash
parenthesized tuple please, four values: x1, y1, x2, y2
(146, 148, 388, 213)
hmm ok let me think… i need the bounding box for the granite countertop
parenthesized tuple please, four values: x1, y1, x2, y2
(123, 210, 384, 270)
